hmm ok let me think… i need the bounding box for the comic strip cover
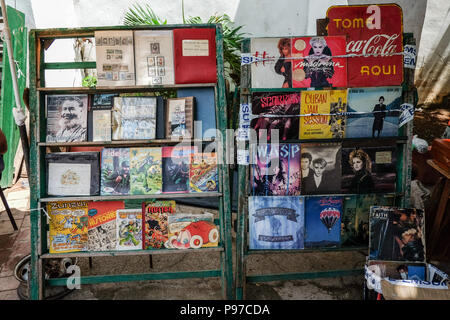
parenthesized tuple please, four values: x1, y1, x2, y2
(116, 209, 142, 251)
(101, 148, 130, 195)
(142, 200, 176, 249)
(130, 147, 163, 195)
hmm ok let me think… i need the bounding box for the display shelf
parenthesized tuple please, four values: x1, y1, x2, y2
(40, 192, 223, 202)
(38, 139, 216, 147)
(36, 83, 216, 93)
(246, 246, 367, 255)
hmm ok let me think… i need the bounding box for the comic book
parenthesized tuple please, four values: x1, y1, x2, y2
(299, 89, 347, 139)
(304, 197, 342, 248)
(249, 196, 305, 250)
(369, 206, 425, 262)
(130, 147, 162, 195)
(142, 200, 176, 249)
(100, 148, 130, 195)
(165, 213, 219, 249)
(341, 142, 397, 194)
(189, 153, 218, 193)
(87, 201, 124, 251)
(345, 87, 402, 138)
(341, 194, 395, 247)
(116, 209, 143, 251)
(48, 201, 89, 253)
(250, 92, 301, 141)
(291, 36, 347, 88)
(162, 146, 197, 193)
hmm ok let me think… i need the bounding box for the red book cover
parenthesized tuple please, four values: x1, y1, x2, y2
(173, 28, 217, 84)
(327, 4, 403, 87)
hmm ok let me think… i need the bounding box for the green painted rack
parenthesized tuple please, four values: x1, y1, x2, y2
(235, 32, 417, 299)
(28, 24, 233, 300)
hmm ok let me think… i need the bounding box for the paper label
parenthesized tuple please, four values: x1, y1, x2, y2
(93, 110, 111, 141)
(404, 45, 417, 69)
(375, 151, 392, 164)
(48, 163, 91, 195)
(182, 40, 209, 56)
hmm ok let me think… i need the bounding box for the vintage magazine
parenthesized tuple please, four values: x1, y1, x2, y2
(165, 97, 194, 139)
(249, 196, 305, 250)
(112, 97, 157, 140)
(87, 201, 125, 251)
(189, 153, 219, 193)
(130, 147, 162, 195)
(116, 209, 142, 251)
(291, 36, 347, 88)
(88, 93, 119, 142)
(142, 200, 176, 249)
(165, 212, 219, 249)
(305, 196, 342, 248)
(134, 30, 175, 85)
(250, 92, 300, 141)
(369, 206, 425, 262)
(95, 30, 135, 86)
(345, 87, 402, 138)
(300, 142, 342, 195)
(299, 89, 347, 139)
(100, 148, 130, 195)
(162, 146, 197, 193)
(48, 201, 89, 253)
(46, 94, 88, 143)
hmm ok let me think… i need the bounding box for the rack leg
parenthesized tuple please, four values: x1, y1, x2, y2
(89, 257, 93, 269)
(0, 187, 18, 231)
(149, 255, 153, 269)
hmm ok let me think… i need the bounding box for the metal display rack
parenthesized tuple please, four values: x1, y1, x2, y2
(28, 24, 233, 300)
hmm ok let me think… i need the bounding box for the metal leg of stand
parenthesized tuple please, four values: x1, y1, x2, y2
(89, 257, 93, 269)
(149, 255, 153, 269)
(0, 187, 18, 231)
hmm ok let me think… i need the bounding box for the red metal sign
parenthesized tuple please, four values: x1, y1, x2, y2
(327, 4, 403, 87)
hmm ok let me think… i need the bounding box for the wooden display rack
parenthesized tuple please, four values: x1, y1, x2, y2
(234, 31, 417, 299)
(28, 24, 233, 300)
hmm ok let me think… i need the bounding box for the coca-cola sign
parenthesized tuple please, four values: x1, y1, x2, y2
(327, 4, 403, 87)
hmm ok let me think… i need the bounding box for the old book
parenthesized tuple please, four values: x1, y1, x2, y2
(134, 30, 175, 85)
(299, 89, 347, 139)
(248, 196, 305, 250)
(345, 87, 402, 138)
(116, 209, 143, 251)
(129, 147, 162, 195)
(165, 97, 194, 139)
(189, 152, 218, 193)
(48, 201, 89, 253)
(100, 148, 130, 195)
(46, 94, 88, 143)
(142, 200, 176, 249)
(87, 201, 125, 251)
(88, 93, 118, 142)
(112, 97, 157, 140)
(304, 196, 343, 248)
(95, 30, 135, 86)
(162, 146, 197, 193)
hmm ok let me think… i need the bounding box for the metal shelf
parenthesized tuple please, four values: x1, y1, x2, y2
(39, 139, 217, 148)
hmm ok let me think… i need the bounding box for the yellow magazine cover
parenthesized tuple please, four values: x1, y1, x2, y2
(48, 201, 89, 253)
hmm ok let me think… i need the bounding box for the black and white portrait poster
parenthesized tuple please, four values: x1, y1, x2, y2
(46, 94, 88, 143)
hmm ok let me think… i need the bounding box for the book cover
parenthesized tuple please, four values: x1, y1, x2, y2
(166, 213, 219, 249)
(369, 206, 425, 262)
(95, 30, 135, 86)
(345, 87, 402, 138)
(87, 93, 118, 141)
(112, 97, 157, 140)
(291, 36, 347, 88)
(142, 200, 176, 249)
(250, 37, 291, 88)
(134, 30, 175, 85)
(173, 28, 217, 84)
(165, 97, 194, 139)
(48, 201, 89, 253)
(87, 201, 125, 251)
(248, 196, 305, 250)
(129, 147, 162, 195)
(177, 88, 216, 139)
(162, 146, 197, 193)
(46, 94, 88, 143)
(116, 209, 142, 251)
(341, 194, 395, 247)
(100, 148, 130, 195)
(300, 142, 342, 194)
(299, 89, 347, 139)
(189, 153, 218, 193)
(251, 92, 300, 141)
(341, 142, 397, 194)
(305, 196, 342, 248)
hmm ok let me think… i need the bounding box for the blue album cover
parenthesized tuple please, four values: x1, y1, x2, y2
(305, 196, 342, 248)
(249, 196, 305, 250)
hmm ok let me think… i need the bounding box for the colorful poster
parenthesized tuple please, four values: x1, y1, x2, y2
(327, 4, 403, 87)
(305, 197, 342, 248)
(249, 196, 305, 250)
(291, 36, 347, 88)
(100, 148, 130, 195)
(87, 201, 124, 251)
(300, 89, 347, 139)
(130, 147, 162, 195)
(346, 87, 402, 138)
(142, 200, 176, 249)
(116, 209, 142, 251)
